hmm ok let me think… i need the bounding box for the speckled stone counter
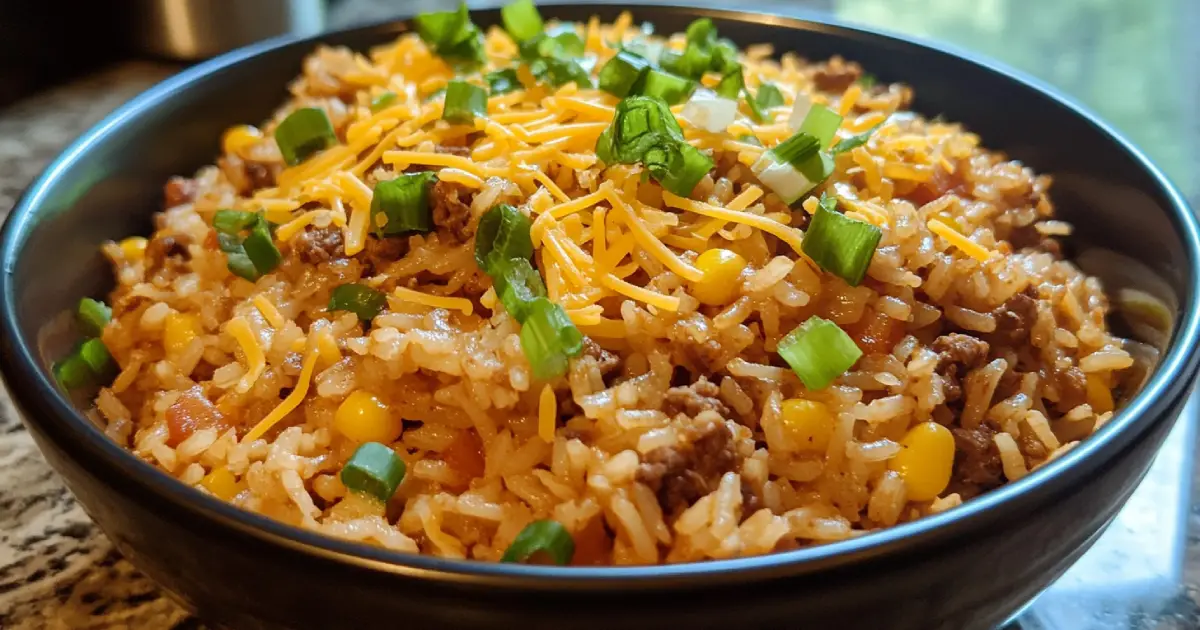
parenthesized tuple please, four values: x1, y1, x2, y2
(1, 1, 1198, 628)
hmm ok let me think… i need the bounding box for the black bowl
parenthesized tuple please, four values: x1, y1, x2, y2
(2, 4, 1197, 629)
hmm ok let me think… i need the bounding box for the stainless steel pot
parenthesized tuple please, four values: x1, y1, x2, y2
(130, 0, 328, 60)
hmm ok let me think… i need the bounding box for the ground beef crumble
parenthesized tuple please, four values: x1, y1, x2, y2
(636, 414, 738, 514)
(430, 180, 475, 243)
(932, 333, 990, 403)
(291, 226, 345, 264)
(662, 377, 731, 419)
(948, 426, 1005, 498)
(992, 288, 1039, 344)
(811, 56, 863, 93)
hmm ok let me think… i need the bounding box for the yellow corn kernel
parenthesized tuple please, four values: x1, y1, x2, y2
(1086, 372, 1114, 414)
(222, 124, 263, 157)
(163, 312, 201, 356)
(889, 422, 955, 502)
(780, 399, 835, 452)
(692, 248, 747, 305)
(199, 467, 243, 501)
(335, 390, 402, 443)
(119, 236, 148, 261)
(316, 331, 341, 371)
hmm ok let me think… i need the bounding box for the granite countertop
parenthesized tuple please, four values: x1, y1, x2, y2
(1, 1, 1198, 628)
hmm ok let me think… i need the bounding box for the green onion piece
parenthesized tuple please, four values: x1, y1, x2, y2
(520, 297, 583, 380)
(857, 73, 877, 89)
(340, 442, 406, 502)
(414, 3, 485, 65)
(738, 134, 762, 147)
(711, 39, 740, 74)
(777, 316, 862, 390)
(501, 0, 543, 42)
(501, 519, 575, 565)
(77, 298, 111, 337)
(529, 57, 593, 89)
(371, 171, 437, 236)
(653, 143, 713, 197)
(273, 107, 336, 166)
(370, 91, 398, 112)
(715, 69, 744, 100)
(224, 248, 260, 281)
(831, 123, 882, 155)
(756, 83, 785, 110)
(475, 204, 534, 273)
(802, 194, 882, 286)
(78, 338, 112, 376)
(486, 68, 523, 95)
(598, 51, 652, 98)
(329, 283, 388, 323)
(53, 353, 93, 390)
(213, 209, 258, 234)
(634, 69, 694, 106)
(442, 80, 488, 125)
(795, 150, 835, 189)
(493, 258, 547, 323)
(242, 214, 282, 276)
(596, 95, 712, 197)
(536, 28, 586, 58)
(798, 104, 844, 148)
(771, 132, 821, 169)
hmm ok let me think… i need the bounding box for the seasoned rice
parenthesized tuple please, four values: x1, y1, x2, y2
(88, 10, 1132, 564)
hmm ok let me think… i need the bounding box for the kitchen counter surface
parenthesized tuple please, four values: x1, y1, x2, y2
(0, 1, 1198, 628)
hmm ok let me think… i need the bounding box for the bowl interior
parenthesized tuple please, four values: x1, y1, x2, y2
(2, 2, 1198, 577)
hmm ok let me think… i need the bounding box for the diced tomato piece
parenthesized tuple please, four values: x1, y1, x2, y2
(166, 387, 228, 446)
(570, 516, 612, 566)
(849, 308, 904, 356)
(443, 429, 486, 485)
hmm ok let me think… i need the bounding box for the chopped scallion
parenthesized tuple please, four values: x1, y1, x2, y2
(414, 3, 485, 66)
(777, 316, 862, 390)
(598, 51, 652, 98)
(533, 28, 586, 59)
(797, 104, 844, 148)
(501, 519, 575, 565)
(715, 69, 744, 100)
(53, 354, 93, 390)
(371, 171, 437, 236)
(242, 214, 282, 275)
(596, 95, 714, 197)
(756, 83, 784, 110)
(711, 39, 740, 74)
(486, 68, 522, 95)
(370, 91, 398, 112)
(520, 297, 583, 380)
(213, 210, 259, 234)
(475, 204, 534, 274)
(501, 0, 543, 42)
(329, 284, 388, 324)
(528, 57, 593, 88)
(633, 69, 694, 106)
(442, 80, 488, 125)
(214, 211, 280, 281)
(831, 123, 882, 154)
(771, 132, 821, 169)
(78, 338, 111, 375)
(493, 257, 547, 323)
(340, 442, 406, 502)
(738, 134, 763, 147)
(77, 298, 111, 337)
(802, 194, 882, 286)
(857, 73, 878, 89)
(273, 107, 336, 166)
(681, 91, 737, 133)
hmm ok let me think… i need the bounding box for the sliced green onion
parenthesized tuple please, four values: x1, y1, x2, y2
(596, 96, 713, 197)
(53, 353, 93, 390)
(598, 51, 652, 98)
(493, 257, 547, 323)
(370, 91, 398, 112)
(486, 68, 523, 95)
(78, 338, 112, 375)
(223, 246, 260, 281)
(797, 104, 844, 148)
(539, 28, 586, 58)
(242, 214, 282, 276)
(711, 39, 740, 74)
(501, 0, 543, 42)
(274, 107, 336, 166)
(831, 123, 882, 155)
(771, 132, 821, 169)
(681, 91, 737, 133)
(329, 284, 388, 323)
(340, 442, 406, 502)
(777, 316, 862, 390)
(501, 519, 575, 564)
(371, 171, 437, 236)
(802, 195, 882, 286)
(857, 73, 878, 89)
(738, 134, 762, 147)
(787, 94, 813, 130)
(756, 83, 785, 110)
(715, 69, 744, 100)
(213, 210, 258, 234)
(634, 69, 694, 106)
(520, 297, 583, 380)
(528, 57, 593, 89)
(77, 298, 111, 337)
(442, 80, 488, 125)
(475, 204, 534, 274)
(414, 3, 485, 65)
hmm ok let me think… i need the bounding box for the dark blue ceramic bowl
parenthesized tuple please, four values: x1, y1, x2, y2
(1, 4, 1197, 629)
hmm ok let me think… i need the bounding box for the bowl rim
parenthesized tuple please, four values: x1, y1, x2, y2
(2, 1, 1198, 588)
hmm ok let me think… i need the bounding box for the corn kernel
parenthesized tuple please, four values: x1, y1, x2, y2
(1086, 372, 1114, 414)
(335, 390, 402, 443)
(200, 467, 243, 501)
(889, 422, 955, 501)
(692, 248, 747, 305)
(119, 236, 148, 261)
(780, 399, 834, 452)
(163, 312, 201, 356)
(221, 124, 263, 157)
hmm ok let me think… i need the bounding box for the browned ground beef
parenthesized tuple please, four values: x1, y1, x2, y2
(812, 56, 863, 92)
(992, 288, 1038, 344)
(949, 426, 1005, 498)
(163, 177, 197, 208)
(663, 378, 731, 419)
(430, 180, 474, 243)
(292, 226, 345, 264)
(637, 415, 738, 514)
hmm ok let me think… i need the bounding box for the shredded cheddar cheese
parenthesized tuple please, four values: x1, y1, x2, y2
(226, 317, 265, 394)
(243, 337, 320, 442)
(252, 295, 287, 330)
(391, 286, 474, 315)
(538, 384, 556, 443)
(927, 219, 994, 263)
